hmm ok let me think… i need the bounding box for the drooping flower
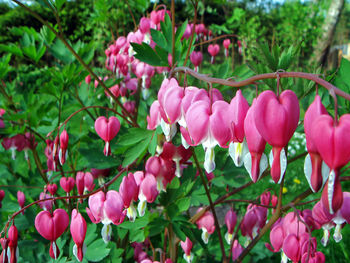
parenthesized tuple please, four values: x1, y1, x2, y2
(70, 209, 87, 262)
(94, 116, 121, 156)
(119, 173, 139, 222)
(137, 174, 159, 217)
(17, 191, 25, 213)
(86, 191, 125, 243)
(185, 100, 231, 173)
(254, 90, 299, 184)
(224, 209, 237, 244)
(304, 95, 329, 192)
(223, 39, 231, 57)
(58, 129, 69, 165)
(196, 209, 215, 244)
(190, 51, 203, 72)
(311, 114, 350, 214)
(180, 237, 193, 263)
(208, 44, 220, 64)
(243, 99, 268, 182)
(228, 90, 250, 167)
(35, 209, 69, 259)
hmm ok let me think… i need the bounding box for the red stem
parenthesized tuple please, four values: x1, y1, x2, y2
(0, 167, 128, 237)
(171, 67, 350, 102)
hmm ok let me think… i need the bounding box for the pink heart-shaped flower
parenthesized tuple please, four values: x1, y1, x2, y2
(35, 208, 69, 241)
(94, 116, 121, 142)
(254, 90, 299, 147)
(311, 114, 350, 169)
(208, 44, 220, 57)
(60, 177, 75, 193)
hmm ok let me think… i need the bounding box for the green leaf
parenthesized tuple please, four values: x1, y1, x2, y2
(334, 58, 350, 92)
(160, 13, 173, 50)
(0, 54, 12, 79)
(172, 223, 187, 241)
(129, 228, 145, 242)
(150, 29, 167, 51)
(131, 42, 168, 67)
(85, 239, 111, 262)
(216, 60, 230, 78)
(122, 137, 150, 166)
(119, 214, 149, 230)
(257, 42, 278, 71)
(79, 148, 119, 169)
(118, 128, 153, 146)
(0, 44, 23, 57)
(40, 25, 56, 45)
(148, 217, 169, 237)
(55, 0, 66, 10)
(175, 20, 188, 44)
(148, 132, 157, 156)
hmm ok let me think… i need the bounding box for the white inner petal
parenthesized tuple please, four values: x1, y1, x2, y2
(204, 147, 215, 173)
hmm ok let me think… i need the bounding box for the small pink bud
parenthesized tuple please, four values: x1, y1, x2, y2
(17, 191, 25, 211)
(8, 225, 18, 263)
(47, 184, 58, 196)
(85, 75, 91, 84)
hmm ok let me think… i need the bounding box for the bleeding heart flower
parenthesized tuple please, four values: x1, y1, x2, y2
(38, 192, 53, 211)
(190, 51, 203, 71)
(304, 95, 329, 192)
(311, 114, 350, 214)
(86, 191, 125, 243)
(228, 90, 250, 167)
(312, 201, 334, 246)
(254, 90, 299, 184)
(47, 184, 57, 196)
(208, 44, 220, 64)
(185, 100, 231, 173)
(59, 129, 69, 165)
(70, 209, 87, 262)
(282, 234, 301, 263)
(137, 174, 159, 217)
(266, 222, 285, 253)
(35, 209, 69, 259)
(224, 209, 237, 244)
(332, 192, 350, 242)
(196, 209, 215, 244)
(60, 177, 75, 193)
(232, 240, 243, 261)
(243, 99, 268, 182)
(160, 142, 192, 177)
(76, 172, 95, 196)
(223, 39, 231, 57)
(119, 173, 139, 222)
(17, 191, 25, 213)
(94, 116, 121, 156)
(180, 237, 193, 263)
(147, 101, 162, 130)
(8, 225, 18, 263)
(0, 237, 9, 263)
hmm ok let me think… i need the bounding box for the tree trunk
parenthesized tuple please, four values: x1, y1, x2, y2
(311, 0, 345, 67)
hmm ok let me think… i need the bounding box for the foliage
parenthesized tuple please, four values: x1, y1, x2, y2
(1, 1, 350, 263)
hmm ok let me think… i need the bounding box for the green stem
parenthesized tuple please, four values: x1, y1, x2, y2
(32, 148, 48, 184)
(191, 148, 227, 263)
(171, 0, 176, 66)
